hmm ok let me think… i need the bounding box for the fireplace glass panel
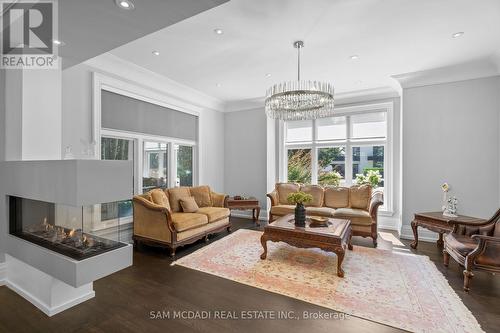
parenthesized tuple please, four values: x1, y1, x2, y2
(9, 196, 127, 260)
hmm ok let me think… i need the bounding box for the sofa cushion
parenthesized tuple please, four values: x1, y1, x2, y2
(324, 187, 349, 208)
(270, 205, 296, 216)
(170, 213, 208, 232)
(300, 184, 324, 207)
(305, 206, 335, 217)
(333, 208, 372, 226)
(180, 197, 199, 213)
(350, 185, 372, 210)
(197, 207, 230, 223)
(444, 233, 478, 256)
(150, 189, 171, 211)
(190, 185, 213, 207)
(276, 183, 300, 205)
(168, 187, 191, 212)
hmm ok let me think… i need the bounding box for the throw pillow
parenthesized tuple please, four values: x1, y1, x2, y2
(180, 197, 199, 213)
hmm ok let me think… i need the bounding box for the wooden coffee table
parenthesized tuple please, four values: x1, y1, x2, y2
(410, 212, 486, 249)
(260, 214, 352, 277)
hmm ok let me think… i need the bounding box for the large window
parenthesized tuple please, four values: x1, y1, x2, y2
(282, 104, 392, 212)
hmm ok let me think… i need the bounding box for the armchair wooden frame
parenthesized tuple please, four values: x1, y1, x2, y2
(443, 208, 500, 291)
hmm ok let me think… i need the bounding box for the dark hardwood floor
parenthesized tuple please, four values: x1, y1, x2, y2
(0, 217, 498, 333)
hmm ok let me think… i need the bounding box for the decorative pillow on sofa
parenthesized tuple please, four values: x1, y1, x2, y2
(300, 184, 324, 207)
(180, 197, 199, 213)
(324, 187, 349, 208)
(189, 185, 213, 207)
(350, 185, 372, 210)
(150, 189, 171, 211)
(168, 187, 191, 212)
(276, 183, 300, 205)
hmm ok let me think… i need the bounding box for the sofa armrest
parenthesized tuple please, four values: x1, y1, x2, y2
(133, 196, 176, 242)
(267, 190, 279, 207)
(369, 191, 384, 220)
(211, 191, 228, 207)
(471, 234, 500, 244)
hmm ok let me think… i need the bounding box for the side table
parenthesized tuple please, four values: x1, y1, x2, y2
(226, 197, 261, 226)
(410, 212, 486, 249)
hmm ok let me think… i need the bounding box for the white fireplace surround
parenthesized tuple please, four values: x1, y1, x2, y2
(0, 160, 134, 316)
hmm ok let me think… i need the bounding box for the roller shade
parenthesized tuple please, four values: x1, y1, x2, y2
(101, 90, 198, 141)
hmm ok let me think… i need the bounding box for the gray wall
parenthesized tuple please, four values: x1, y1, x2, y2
(224, 108, 268, 216)
(401, 76, 500, 237)
(0, 69, 5, 263)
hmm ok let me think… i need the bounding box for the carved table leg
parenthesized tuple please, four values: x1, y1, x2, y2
(348, 231, 353, 251)
(337, 250, 345, 278)
(443, 249, 450, 267)
(437, 232, 444, 247)
(410, 220, 418, 249)
(255, 207, 261, 226)
(260, 234, 268, 260)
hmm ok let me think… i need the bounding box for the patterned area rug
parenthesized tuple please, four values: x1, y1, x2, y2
(174, 229, 483, 333)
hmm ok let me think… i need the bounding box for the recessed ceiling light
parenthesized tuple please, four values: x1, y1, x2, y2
(452, 32, 464, 38)
(216, 83, 222, 87)
(53, 39, 64, 45)
(214, 28, 224, 35)
(350, 54, 359, 60)
(152, 50, 160, 56)
(265, 73, 272, 78)
(115, 0, 134, 10)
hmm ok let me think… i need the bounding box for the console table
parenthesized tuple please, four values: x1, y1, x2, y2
(410, 212, 486, 249)
(226, 197, 261, 226)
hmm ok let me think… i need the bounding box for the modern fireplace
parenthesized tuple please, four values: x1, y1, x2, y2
(9, 196, 126, 260)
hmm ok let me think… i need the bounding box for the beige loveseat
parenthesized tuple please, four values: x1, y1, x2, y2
(133, 185, 230, 257)
(267, 183, 383, 246)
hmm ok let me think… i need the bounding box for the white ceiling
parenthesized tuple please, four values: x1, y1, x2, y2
(110, 0, 500, 103)
(59, 0, 228, 68)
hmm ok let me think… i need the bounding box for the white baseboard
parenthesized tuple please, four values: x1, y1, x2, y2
(400, 224, 439, 242)
(230, 211, 268, 222)
(0, 262, 6, 286)
(378, 215, 401, 232)
(6, 279, 95, 316)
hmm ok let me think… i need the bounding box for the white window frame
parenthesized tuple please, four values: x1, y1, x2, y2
(279, 102, 394, 215)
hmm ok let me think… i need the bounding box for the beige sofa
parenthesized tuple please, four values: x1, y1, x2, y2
(133, 185, 230, 257)
(267, 183, 383, 246)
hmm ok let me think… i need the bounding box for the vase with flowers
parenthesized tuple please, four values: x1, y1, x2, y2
(287, 192, 313, 227)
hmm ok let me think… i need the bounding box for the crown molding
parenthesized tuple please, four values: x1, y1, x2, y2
(335, 86, 399, 106)
(84, 53, 226, 112)
(392, 57, 500, 89)
(224, 97, 264, 112)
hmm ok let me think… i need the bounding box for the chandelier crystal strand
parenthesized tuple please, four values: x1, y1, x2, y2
(265, 41, 335, 120)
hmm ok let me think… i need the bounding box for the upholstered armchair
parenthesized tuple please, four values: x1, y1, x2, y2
(443, 208, 500, 291)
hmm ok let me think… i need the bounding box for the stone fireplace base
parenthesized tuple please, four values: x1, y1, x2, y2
(4, 255, 95, 316)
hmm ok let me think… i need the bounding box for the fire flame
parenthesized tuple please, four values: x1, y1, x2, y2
(68, 229, 76, 238)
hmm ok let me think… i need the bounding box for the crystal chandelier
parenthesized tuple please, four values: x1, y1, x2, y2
(265, 41, 335, 120)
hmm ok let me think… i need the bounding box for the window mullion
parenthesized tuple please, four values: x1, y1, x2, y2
(311, 120, 318, 185)
(345, 116, 353, 185)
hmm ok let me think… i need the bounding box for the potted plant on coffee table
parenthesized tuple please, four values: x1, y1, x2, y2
(287, 191, 313, 227)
